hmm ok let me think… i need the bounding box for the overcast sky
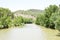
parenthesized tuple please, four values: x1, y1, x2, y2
(0, 0, 60, 11)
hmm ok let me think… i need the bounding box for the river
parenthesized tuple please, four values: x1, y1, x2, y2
(0, 24, 47, 40)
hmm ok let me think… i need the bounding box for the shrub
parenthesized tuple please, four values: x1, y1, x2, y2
(44, 5, 58, 28)
(23, 18, 33, 24)
(35, 14, 46, 26)
(0, 7, 13, 29)
(13, 16, 23, 26)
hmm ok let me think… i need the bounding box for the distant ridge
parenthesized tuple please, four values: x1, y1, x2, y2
(14, 9, 44, 17)
(27, 9, 43, 12)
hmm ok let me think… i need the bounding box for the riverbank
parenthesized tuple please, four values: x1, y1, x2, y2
(40, 26, 60, 40)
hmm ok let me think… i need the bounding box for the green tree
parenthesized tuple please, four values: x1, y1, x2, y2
(50, 10, 60, 30)
(44, 5, 58, 28)
(0, 7, 13, 29)
(35, 14, 46, 26)
(23, 18, 33, 24)
(13, 16, 23, 26)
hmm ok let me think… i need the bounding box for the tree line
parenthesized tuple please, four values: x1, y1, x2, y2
(0, 7, 33, 29)
(35, 5, 60, 31)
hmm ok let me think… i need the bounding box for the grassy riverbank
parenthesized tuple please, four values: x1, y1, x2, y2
(41, 26, 60, 40)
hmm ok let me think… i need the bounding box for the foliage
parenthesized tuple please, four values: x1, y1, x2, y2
(13, 16, 33, 26)
(44, 5, 58, 28)
(45, 5, 58, 18)
(35, 5, 60, 30)
(55, 18, 60, 31)
(23, 18, 33, 24)
(0, 7, 13, 29)
(50, 11, 60, 30)
(35, 14, 46, 26)
(0, 7, 34, 29)
(55, 12, 60, 31)
(13, 16, 23, 26)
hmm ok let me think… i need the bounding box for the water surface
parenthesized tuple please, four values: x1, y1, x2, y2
(0, 24, 46, 40)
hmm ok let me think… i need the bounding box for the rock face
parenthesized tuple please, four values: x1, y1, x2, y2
(0, 24, 47, 40)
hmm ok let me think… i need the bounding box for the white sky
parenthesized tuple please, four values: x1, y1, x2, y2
(0, 0, 60, 11)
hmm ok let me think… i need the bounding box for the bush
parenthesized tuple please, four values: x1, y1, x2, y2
(49, 11, 60, 29)
(0, 7, 13, 29)
(44, 5, 58, 28)
(13, 16, 23, 26)
(23, 18, 33, 24)
(35, 5, 60, 30)
(54, 16, 60, 31)
(55, 19, 60, 31)
(35, 14, 46, 26)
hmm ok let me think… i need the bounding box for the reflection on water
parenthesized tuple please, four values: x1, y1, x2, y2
(0, 24, 46, 40)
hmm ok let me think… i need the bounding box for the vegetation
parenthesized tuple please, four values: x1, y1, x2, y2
(0, 7, 13, 29)
(14, 9, 43, 17)
(0, 5, 60, 32)
(13, 16, 23, 27)
(23, 18, 33, 24)
(35, 5, 60, 31)
(35, 14, 46, 26)
(44, 5, 58, 28)
(0, 7, 34, 29)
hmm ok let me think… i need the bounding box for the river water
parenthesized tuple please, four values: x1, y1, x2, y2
(0, 24, 47, 40)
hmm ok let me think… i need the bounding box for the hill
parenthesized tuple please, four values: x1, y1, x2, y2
(14, 9, 44, 17)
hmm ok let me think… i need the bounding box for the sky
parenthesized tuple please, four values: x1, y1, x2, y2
(0, 0, 60, 11)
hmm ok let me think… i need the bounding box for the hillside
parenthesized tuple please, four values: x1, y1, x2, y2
(14, 9, 44, 17)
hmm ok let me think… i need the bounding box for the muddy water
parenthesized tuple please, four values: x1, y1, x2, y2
(0, 24, 47, 40)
